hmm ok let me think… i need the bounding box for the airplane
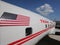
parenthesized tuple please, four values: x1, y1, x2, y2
(0, 1, 59, 45)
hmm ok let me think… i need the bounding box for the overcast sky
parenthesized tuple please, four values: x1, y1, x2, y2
(2, 0, 60, 21)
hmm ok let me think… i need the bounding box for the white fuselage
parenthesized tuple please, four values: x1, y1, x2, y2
(0, 1, 55, 45)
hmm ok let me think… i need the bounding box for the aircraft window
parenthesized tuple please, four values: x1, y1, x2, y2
(1, 12, 17, 20)
(45, 24, 47, 28)
(25, 27, 32, 36)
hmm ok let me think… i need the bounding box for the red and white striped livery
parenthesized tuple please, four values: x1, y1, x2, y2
(0, 1, 55, 45)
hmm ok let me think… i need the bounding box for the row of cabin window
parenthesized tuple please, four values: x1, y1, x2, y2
(25, 25, 48, 36)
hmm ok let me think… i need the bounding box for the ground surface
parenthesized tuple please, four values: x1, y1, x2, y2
(35, 35, 60, 45)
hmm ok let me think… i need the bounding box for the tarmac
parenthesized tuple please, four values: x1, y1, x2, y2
(35, 35, 60, 45)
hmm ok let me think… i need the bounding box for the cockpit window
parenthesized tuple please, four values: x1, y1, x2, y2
(0, 12, 17, 20)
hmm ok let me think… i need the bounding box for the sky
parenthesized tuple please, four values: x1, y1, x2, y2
(2, 0, 60, 21)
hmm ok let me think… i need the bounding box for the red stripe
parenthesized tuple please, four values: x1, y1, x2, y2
(8, 26, 54, 45)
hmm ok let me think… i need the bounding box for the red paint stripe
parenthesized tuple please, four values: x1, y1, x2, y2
(8, 27, 54, 45)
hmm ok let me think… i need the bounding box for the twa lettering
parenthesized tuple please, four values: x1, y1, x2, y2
(40, 19, 49, 23)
